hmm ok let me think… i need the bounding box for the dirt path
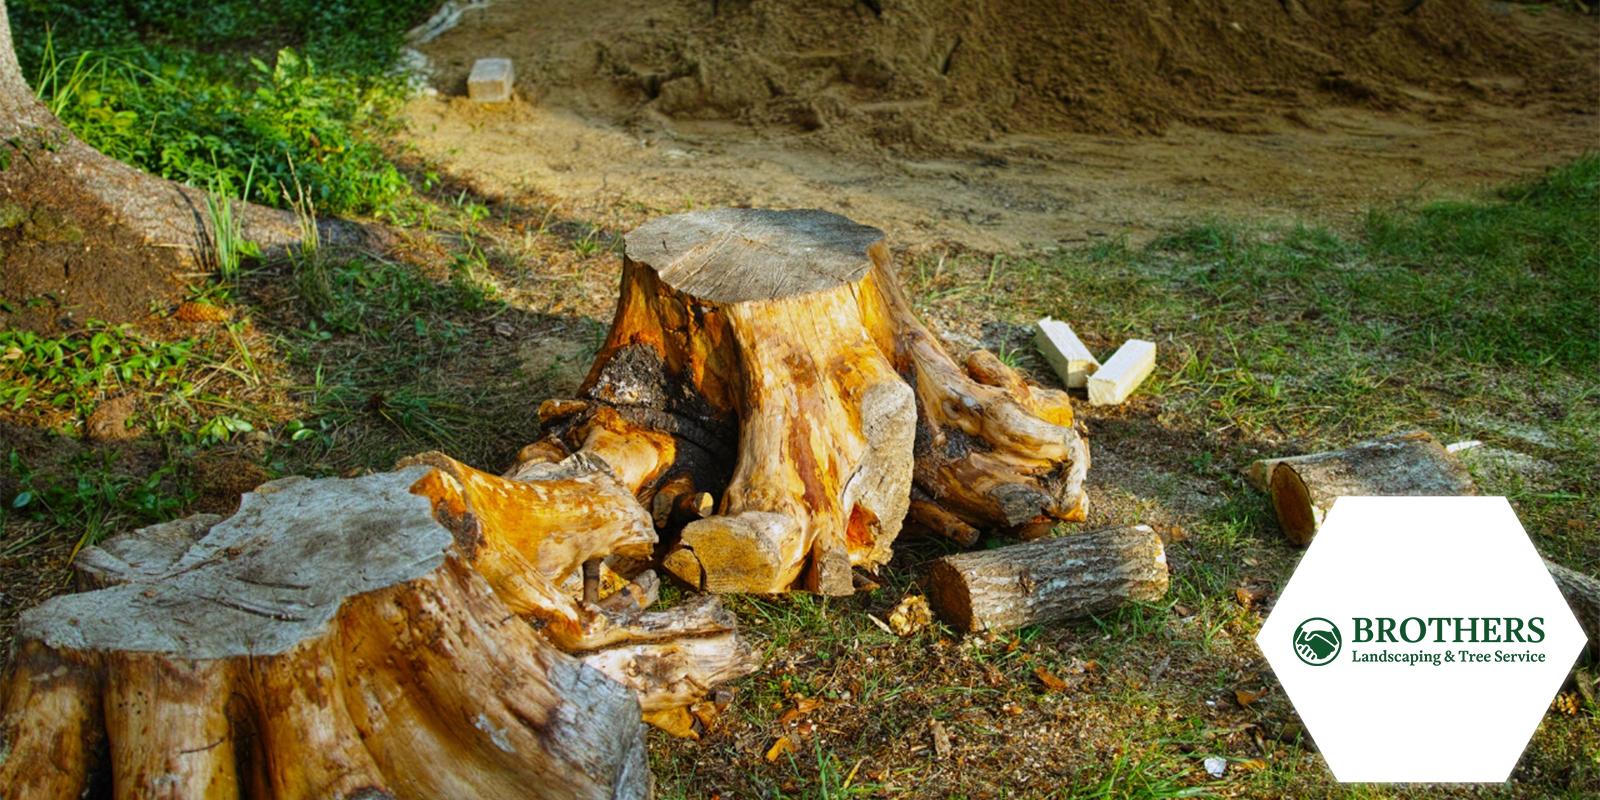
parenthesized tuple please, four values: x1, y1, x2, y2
(404, 1, 1597, 251)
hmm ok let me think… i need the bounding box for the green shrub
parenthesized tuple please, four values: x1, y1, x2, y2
(12, 1, 434, 217)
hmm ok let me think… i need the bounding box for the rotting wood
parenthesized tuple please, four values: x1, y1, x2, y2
(1251, 431, 1476, 546)
(2, 469, 654, 799)
(517, 208, 1090, 595)
(923, 525, 1169, 634)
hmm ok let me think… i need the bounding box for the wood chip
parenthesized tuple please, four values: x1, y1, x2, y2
(1035, 667, 1070, 692)
(929, 719, 952, 759)
(888, 595, 933, 635)
(1149, 654, 1171, 687)
(765, 736, 794, 762)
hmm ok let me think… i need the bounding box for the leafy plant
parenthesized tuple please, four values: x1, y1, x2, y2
(26, 33, 413, 216)
(0, 323, 197, 417)
(5, 449, 195, 559)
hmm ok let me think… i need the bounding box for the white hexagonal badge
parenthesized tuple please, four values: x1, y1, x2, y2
(1256, 496, 1587, 783)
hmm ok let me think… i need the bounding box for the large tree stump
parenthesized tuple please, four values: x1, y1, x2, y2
(518, 209, 1090, 595)
(3, 462, 762, 796)
(1249, 431, 1476, 546)
(923, 525, 1169, 634)
(1, 469, 650, 799)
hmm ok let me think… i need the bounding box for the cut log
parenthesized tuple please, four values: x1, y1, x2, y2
(1251, 431, 1477, 546)
(1545, 560, 1600, 659)
(522, 208, 1090, 595)
(923, 525, 1169, 634)
(1034, 316, 1100, 388)
(1087, 339, 1155, 406)
(1, 469, 651, 799)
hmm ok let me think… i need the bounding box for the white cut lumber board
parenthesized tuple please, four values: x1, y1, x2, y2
(1088, 339, 1155, 406)
(468, 58, 515, 103)
(1034, 317, 1100, 388)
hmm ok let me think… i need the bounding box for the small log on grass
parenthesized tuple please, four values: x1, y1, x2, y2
(1250, 431, 1476, 546)
(2, 469, 651, 799)
(1545, 560, 1600, 658)
(924, 525, 1169, 634)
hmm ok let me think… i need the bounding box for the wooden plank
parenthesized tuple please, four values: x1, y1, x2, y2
(1034, 316, 1100, 388)
(1086, 339, 1155, 406)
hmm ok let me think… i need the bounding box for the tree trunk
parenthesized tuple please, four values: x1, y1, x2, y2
(0, 4, 357, 331)
(3, 463, 760, 795)
(518, 208, 1090, 595)
(923, 525, 1169, 634)
(1250, 431, 1477, 546)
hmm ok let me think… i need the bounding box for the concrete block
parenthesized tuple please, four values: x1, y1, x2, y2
(1087, 339, 1155, 406)
(468, 58, 514, 103)
(1034, 316, 1100, 388)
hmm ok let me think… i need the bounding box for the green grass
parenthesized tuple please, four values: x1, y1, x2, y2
(12, 1, 430, 217)
(1, 10, 1597, 788)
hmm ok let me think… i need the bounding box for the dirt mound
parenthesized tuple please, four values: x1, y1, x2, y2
(419, 0, 1586, 155)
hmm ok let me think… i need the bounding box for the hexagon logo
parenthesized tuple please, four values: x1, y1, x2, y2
(1256, 496, 1587, 783)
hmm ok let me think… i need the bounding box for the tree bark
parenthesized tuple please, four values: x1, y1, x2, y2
(923, 525, 1169, 634)
(518, 208, 1090, 596)
(1, 469, 653, 798)
(3, 462, 761, 795)
(1250, 431, 1477, 546)
(0, 4, 362, 330)
(1545, 560, 1600, 659)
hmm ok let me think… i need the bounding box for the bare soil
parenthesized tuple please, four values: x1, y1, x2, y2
(0, 154, 187, 333)
(408, 0, 1598, 252)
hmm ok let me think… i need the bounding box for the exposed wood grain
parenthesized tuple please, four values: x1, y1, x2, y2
(1, 469, 655, 799)
(1253, 431, 1476, 545)
(625, 208, 884, 303)
(925, 525, 1169, 634)
(522, 207, 1091, 594)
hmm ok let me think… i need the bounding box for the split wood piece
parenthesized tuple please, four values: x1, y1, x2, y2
(1034, 316, 1100, 388)
(400, 450, 760, 695)
(1545, 560, 1600, 659)
(0, 469, 650, 800)
(400, 450, 657, 648)
(1087, 339, 1156, 406)
(1250, 431, 1477, 546)
(857, 247, 1090, 534)
(924, 525, 1169, 634)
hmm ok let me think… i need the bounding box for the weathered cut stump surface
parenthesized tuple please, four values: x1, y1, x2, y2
(1, 468, 653, 799)
(519, 208, 1090, 595)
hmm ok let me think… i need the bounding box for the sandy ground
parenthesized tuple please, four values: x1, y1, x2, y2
(402, 2, 1598, 251)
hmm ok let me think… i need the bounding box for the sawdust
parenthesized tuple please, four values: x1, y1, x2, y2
(408, 0, 1598, 251)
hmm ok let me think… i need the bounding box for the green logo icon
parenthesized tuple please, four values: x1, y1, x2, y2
(1294, 617, 1342, 666)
